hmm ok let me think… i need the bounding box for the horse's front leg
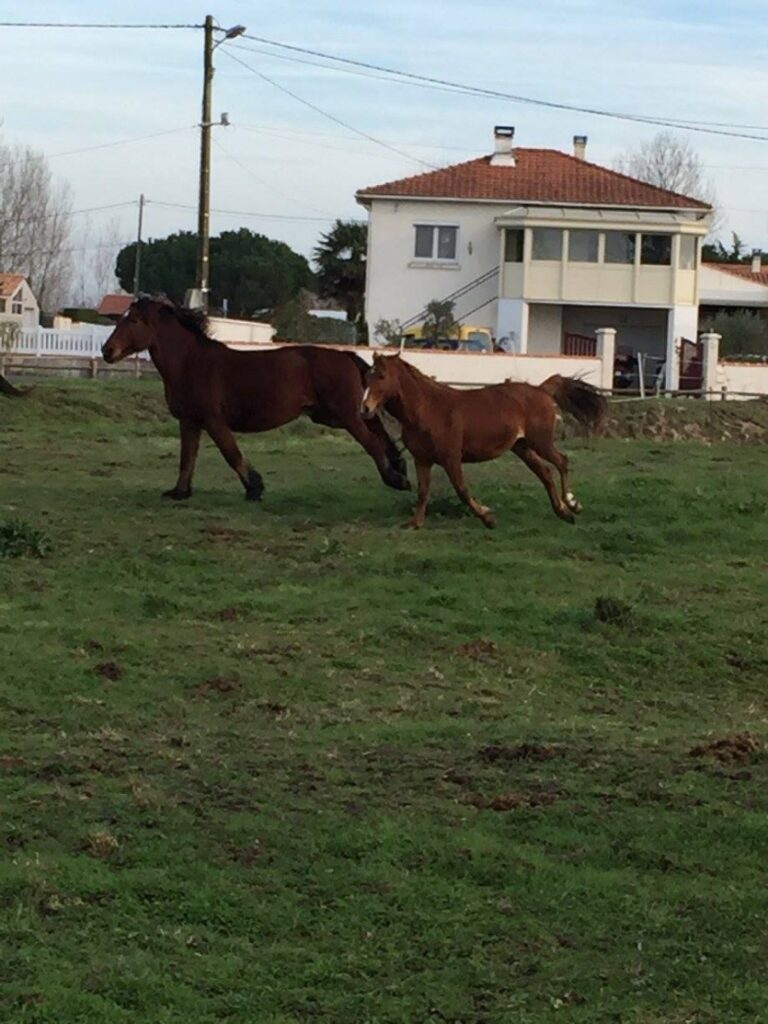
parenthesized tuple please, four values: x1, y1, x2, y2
(205, 418, 264, 501)
(443, 457, 496, 529)
(163, 419, 201, 500)
(406, 461, 433, 529)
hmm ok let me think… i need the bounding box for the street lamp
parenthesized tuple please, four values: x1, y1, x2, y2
(186, 16, 246, 312)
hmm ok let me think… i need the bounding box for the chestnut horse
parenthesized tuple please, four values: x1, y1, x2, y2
(101, 297, 409, 501)
(361, 353, 606, 529)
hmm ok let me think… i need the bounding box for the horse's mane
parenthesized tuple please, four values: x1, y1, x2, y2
(138, 296, 217, 347)
(395, 354, 453, 391)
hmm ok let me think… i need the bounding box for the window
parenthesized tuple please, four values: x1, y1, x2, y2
(641, 234, 672, 266)
(604, 231, 636, 264)
(504, 228, 524, 262)
(11, 295, 23, 315)
(568, 230, 599, 263)
(679, 235, 698, 270)
(413, 224, 457, 261)
(531, 228, 563, 261)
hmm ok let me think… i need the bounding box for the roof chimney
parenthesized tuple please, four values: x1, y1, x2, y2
(752, 249, 762, 274)
(573, 135, 587, 160)
(491, 125, 515, 167)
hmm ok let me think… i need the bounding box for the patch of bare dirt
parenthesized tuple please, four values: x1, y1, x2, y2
(457, 638, 500, 663)
(478, 743, 561, 763)
(468, 790, 559, 811)
(202, 525, 250, 542)
(229, 840, 265, 867)
(94, 661, 122, 681)
(0, 755, 26, 771)
(214, 606, 243, 622)
(689, 732, 761, 763)
(195, 677, 241, 696)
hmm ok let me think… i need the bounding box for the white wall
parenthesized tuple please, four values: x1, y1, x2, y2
(528, 304, 563, 355)
(401, 349, 600, 387)
(718, 361, 768, 397)
(364, 198, 501, 340)
(208, 317, 274, 345)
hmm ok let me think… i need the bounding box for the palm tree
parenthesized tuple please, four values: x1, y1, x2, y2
(312, 220, 368, 328)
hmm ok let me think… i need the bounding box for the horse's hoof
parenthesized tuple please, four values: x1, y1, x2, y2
(384, 468, 411, 491)
(558, 508, 576, 524)
(162, 488, 191, 501)
(245, 470, 264, 501)
(404, 518, 423, 530)
(482, 513, 496, 529)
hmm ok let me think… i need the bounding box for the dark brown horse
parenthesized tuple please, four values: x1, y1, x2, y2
(101, 297, 408, 500)
(361, 353, 606, 529)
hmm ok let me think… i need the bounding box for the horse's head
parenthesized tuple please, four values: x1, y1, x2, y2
(101, 296, 173, 363)
(361, 353, 402, 418)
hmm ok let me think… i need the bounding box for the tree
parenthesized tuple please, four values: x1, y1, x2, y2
(0, 137, 74, 311)
(115, 229, 313, 317)
(422, 299, 458, 345)
(614, 131, 718, 216)
(72, 215, 123, 306)
(700, 232, 766, 265)
(313, 220, 367, 327)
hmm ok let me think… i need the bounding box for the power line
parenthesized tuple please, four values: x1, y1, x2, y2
(150, 200, 356, 224)
(220, 49, 438, 169)
(237, 33, 768, 143)
(48, 126, 195, 159)
(212, 136, 334, 216)
(0, 21, 201, 29)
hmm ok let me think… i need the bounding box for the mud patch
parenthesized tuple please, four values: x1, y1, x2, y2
(94, 661, 123, 681)
(195, 676, 241, 697)
(202, 525, 250, 542)
(689, 732, 761, 763)
(457, 638, 500, 663)
(468, 789, 559, 811)
(478, 743, 561, 763)
(214, 606, 244, 622)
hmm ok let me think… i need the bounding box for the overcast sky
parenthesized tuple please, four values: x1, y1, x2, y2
(2, 0, 768, 267)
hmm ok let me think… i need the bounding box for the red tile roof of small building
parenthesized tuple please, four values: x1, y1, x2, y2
(0, 273, 25, 297)
(703, 262, 768, 287)
(97, 294, 133, 317)
(357, 149, 711, 210)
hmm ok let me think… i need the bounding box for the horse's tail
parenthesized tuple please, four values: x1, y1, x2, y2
(538, 374, 607, 434)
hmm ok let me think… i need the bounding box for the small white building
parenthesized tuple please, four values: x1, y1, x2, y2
(0, 274, 39, 329)
(357, 127, 712, 388)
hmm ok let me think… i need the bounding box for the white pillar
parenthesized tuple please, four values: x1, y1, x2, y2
(496, 298, 529, 353)
(665, 305, 699, 393)
(699, 331, 720, 396)
(595, 327, 616, 392)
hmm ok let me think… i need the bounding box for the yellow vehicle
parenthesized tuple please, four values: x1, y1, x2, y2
(401, 324, 494, 353)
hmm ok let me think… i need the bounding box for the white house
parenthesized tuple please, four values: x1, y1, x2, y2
(699, 257, 768, 314)
(0, 274, 39, 329)
(357, 127, 712, 388)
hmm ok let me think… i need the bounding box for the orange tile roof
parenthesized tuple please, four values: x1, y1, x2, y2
(0, 273, 25, 298)
(97, 294, 133, 317)
(357, 149, 711, 210)
(703, 262, 768, 287)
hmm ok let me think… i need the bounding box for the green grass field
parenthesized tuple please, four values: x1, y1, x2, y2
(2, 381, 768, 1024)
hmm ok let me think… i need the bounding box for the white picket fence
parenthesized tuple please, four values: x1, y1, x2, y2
(13, 325, 129, 358)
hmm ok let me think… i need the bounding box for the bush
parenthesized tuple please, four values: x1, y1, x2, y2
(701, 310, 768, 360)
(0, 519, 51, 558)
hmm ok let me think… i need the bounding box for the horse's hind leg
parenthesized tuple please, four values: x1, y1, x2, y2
(530, 435, 582, 513)
(512, 439, 574, 523)
(163, 419, 201, 500)
(206, 418, 264, 501)
(443, 459, 496, 529)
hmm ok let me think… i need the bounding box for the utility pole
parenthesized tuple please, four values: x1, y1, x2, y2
(195, 14, 214, 312)
(133, 193, 145, 296)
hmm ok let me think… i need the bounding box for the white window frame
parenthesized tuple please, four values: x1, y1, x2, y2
(11, 291, 23, 315)
(411, 222, 459, 264)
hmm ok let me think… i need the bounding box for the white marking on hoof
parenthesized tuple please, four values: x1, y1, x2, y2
(566, 490, 583, 512)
